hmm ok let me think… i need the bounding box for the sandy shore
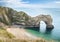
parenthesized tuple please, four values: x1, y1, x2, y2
(6, 28, 38, 39)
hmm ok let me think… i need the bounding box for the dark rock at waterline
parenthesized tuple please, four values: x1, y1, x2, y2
(46, 25, 54, 29)
(25, 27, 40, 32)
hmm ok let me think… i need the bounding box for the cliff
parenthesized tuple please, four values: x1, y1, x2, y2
(0, 6, 31, 25)
(0, 6, 54, 29)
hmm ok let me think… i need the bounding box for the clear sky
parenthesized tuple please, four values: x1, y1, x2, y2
(0, 0, 60, 17)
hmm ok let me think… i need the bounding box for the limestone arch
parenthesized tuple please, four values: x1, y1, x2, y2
(35, 15, 54, 29)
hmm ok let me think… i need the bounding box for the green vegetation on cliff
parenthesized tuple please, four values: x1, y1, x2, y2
(0, 6, 30, 26)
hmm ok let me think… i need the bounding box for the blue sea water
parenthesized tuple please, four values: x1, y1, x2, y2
(26, 22, 60, 42)
(26, 8, 60, 42)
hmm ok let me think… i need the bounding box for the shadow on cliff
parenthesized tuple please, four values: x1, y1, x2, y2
(45, 28, 54, 34)
(24, 27, 40, 32)
(24, 27, 54, 34)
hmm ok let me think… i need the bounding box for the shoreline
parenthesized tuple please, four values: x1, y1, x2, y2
(0, 26, 55, 42)
(6, 28, 39, 39)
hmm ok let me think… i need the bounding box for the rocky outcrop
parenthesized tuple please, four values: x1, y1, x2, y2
(34, 15, 54, 29)
(0, 6, 54, 29)
(25, 15, 54, 29)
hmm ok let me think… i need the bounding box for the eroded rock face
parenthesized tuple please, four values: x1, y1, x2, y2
(26, 15, 54, 29)
(34, 15, 54, 29)
(0, 6, 54, 29)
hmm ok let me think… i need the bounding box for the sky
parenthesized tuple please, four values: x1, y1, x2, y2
(0, 0, 60, 17)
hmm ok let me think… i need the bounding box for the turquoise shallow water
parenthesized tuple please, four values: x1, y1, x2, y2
(25, 21, 60, 42)
(26, 28, 60, 42)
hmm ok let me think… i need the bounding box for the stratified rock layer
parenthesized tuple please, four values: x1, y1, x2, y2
(0, 6, 54, 29)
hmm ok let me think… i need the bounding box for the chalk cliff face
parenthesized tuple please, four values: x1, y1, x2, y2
(0, 6, 54, 28)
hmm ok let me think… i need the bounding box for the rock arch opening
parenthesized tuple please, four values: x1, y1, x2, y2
(33, 15, 54, 31)
(40, 21, 46, 32)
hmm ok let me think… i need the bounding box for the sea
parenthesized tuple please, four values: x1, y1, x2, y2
(26, 8, 60, 42)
